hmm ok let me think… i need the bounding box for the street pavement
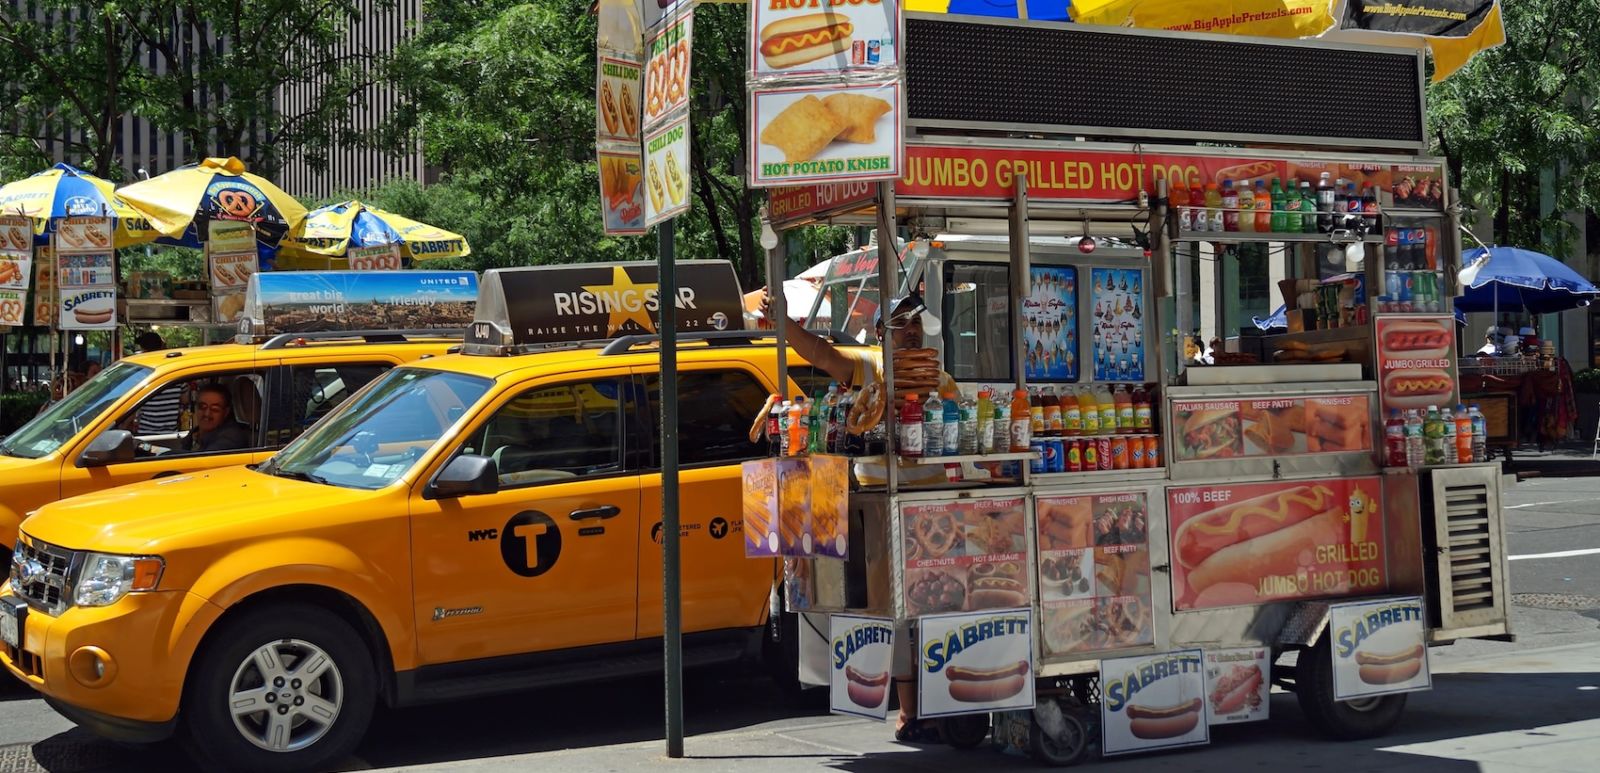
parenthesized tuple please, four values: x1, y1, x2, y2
(2, 473, 1600, 772)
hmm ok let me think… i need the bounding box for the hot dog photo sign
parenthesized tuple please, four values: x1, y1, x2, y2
(749, 0, 899, 78)
(829, 614, 894, 719)
(1329, 597, 1430, 701)
(1204, 647, 1269, 725)
(917, 608, 1034, 718)
(1376, 316, 1457, 414)
(1101, 649, 1209, 755)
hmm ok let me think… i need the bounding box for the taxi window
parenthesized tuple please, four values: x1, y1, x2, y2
(642, 369, 768, 467)
(268, 362, 390, 445)
(111, 369, 270, 459)
(0, 362, 150, 459)
(460, 379, 624, 488)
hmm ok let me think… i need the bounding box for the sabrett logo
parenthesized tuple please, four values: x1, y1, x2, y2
(1335, 603, 1422, 659)
(921, 614, 1029, 674)
(1104, 652, 1202, 713)
(832, 623, 894, 670)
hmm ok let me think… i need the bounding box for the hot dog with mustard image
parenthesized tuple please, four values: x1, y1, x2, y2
(1127, 697, 1202, 739)
(945, 660, 1028, 703)
(664, 149, 686, 205)
(646, 160, 666, 213)
(759, 12, 853, 70)
(1174, 485, 1345, 602)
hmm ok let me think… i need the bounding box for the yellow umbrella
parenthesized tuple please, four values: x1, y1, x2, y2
(1070, 0, 1336, 38)
(117, 157, 307, 247)
(0, 163, 158, 247)
(278, 200, 471, 264)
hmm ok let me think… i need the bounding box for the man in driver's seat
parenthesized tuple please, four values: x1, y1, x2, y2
(184, 384, 252, 453)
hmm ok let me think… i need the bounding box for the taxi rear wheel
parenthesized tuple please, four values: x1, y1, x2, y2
(182, 604, 376, 773)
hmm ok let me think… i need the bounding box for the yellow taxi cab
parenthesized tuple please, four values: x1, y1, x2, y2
(0, 269, 477, 568)
(1, 262, 848, 772)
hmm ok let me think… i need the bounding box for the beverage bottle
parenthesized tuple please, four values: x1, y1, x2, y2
(1133, 384, 1152, 431)
(1010, 388, 1032, 452)
(1385, 409, 1407, 467)
(1346, 183, 1363, 224)
(768, 396, 785, 456)
(1404, 409, 1424, 468)
(1454, 403, 1473, 465)
(1316, 172, 1335, 232)
(1029, 388, 1045, 435)
(788, 397, 807, 456)
(1114, 384, 1134, 430)
(1279, 178, 1299, 233)
(1042, 388, 1063, 434)
(994, 401, 1009, 455)
(1204, 182, 1223, 232)
(1422, 406, 1443, 465)
(808, 391, 827, 454)
(823, 382, 841, 451)
(837, 387, 858, 454)
(1171, 176, 1191, 231)
(1299, 181, 1317, 233)
(1221, 179, 1240, 232)
(977, 388, 996, 454)
(1096, 385, 1117, 435)
(923, 392, 944, 458)
(1440, 406, 1457, 464)
(1270, 178, 1287, 233)
(942, 390, 961, 456)
(1189, 177, 1207, 231)
(1110, 436, 1129, 470)
(1237, 181, 1255, 232)
(1066, 439, 1083, 472)
(1470, 405, 1487, 463)
(1078, 386, 1100, 435)
(1063, 387, 1082, 435)
(1082, 436, 1099, 471)
(1362, 186, 1379, 231)
(899, 396, 924, 458)
(959, 396, 979, 455)
(1253, 180, 1272, 232)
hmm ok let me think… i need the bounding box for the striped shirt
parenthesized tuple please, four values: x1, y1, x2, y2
(137, 384, 184, 434)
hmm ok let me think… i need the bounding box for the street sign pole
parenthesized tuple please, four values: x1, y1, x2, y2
(659, 219, 684, 758)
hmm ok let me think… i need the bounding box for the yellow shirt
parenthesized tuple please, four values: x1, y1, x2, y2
(842, 348, 959, 396)
(841, 348, 963, 486)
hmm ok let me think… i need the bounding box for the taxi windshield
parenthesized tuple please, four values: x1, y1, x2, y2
(260, 367, 490, 490)
(0, 362, 152, 459)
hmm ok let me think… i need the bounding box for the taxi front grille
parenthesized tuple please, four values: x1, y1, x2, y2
(1, 640, 42, 679)
(10, 537, 76, 616)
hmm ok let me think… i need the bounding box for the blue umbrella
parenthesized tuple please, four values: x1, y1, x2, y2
(1456, 246, 1600, 314)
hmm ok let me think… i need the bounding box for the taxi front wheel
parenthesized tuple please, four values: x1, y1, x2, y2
(181, 604, 376, 773)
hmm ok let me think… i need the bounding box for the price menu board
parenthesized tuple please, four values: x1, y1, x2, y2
(1036, 491, 1154, 658)
(902, 497, 1030, 617)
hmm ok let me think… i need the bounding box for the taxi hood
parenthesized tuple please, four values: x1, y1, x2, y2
(20, 465, 374, 554)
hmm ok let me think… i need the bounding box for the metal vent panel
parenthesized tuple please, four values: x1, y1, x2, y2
(1426, 466, 1507, 634)
(904, 17, 1424, 148)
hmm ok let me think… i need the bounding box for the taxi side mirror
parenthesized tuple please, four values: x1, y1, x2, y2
(78, 430, 135, 468)
(428, 454, 499, 499)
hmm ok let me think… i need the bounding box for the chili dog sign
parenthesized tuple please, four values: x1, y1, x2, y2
(1329, 597, 1430, 701)
(917, 608, 1034, 718)
(829, 614, 893, 719)
(1167, 477, 1388, 610)
(1101, 649, 1208, 756)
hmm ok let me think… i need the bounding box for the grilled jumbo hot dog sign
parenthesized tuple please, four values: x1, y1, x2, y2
(1329, 597, 1430, 700)
(917, 609, 1034, 718)
(1101, 649, 1209, 755)
(829, 614, 894, 719)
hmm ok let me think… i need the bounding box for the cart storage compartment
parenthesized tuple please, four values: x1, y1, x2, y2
(1419, 464, 1510, 641)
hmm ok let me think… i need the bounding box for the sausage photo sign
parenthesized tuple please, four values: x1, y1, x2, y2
(1329, 597, 1430, 701)
(1204, 647, 1269, 725)
(1100, 648, 1209, 756)
(829, 614, 894, 720)
(917, 608, 1034, 719)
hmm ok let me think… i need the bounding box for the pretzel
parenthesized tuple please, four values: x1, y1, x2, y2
(749, 394, 781, 443)
(846, 381, 885, 434)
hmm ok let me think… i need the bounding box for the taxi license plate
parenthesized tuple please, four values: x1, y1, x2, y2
(0, 597, 24, 650)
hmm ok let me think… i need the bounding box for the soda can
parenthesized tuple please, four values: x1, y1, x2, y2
(1081, 440, 1098, 472)
(1110, 436, 1129, 470)
(851, 41, 865, 65)
(1047, 437, 1065, 473)
(867, 40, 881, 64)
(1029, 440, 1046, 473)
(1145, 435, 1162, 468)
(1097, 437, 1114, 471)
(1066, 440, 1083, 472)
(1130, 440, 1146, 469)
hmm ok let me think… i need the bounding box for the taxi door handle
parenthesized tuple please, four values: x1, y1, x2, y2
(569, 505, 621, 521)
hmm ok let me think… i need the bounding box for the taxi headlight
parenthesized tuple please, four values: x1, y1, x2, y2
(74, 554, 164, 607)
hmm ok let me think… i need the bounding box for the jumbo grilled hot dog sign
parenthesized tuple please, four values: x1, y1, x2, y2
(1100, 649, 1208, 755)
(829, 614, 893, 719)
(917, 609, 1034, 718)
(1329, 597, 1430, 700)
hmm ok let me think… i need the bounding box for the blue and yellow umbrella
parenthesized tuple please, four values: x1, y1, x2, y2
(278, 200, 471, 266)
(116, 156, 307, 248)
(0, 163, 158, 247)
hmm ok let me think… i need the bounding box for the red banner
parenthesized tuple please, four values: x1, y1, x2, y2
(1167, 477, 1388, 610)
(768, 181, 877, 227)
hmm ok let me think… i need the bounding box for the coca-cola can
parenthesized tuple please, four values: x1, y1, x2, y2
(851, 41, 865, 65)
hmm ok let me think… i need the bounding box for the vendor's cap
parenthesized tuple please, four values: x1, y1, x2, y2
(875, 292, 941, 337)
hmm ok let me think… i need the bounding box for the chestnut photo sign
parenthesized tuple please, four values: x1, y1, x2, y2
(917, 608, 1034, 719)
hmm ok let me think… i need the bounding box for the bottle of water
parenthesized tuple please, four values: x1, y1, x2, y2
(1470, 404, 1488, 463)
(959, 397, 979, 455)
(923, 392, 944, 458)
(1439, 406, 1457, 464)
(942, 391, 961, 456)
(977, 388, 996, 454)
(1404, 409, 1424, 469)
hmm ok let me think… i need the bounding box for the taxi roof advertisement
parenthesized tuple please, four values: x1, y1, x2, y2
(470, 260, 744, 347)
(238, 270, 478, 339)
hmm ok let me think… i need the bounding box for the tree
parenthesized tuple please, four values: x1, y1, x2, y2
(1428, 0, 1600, 258)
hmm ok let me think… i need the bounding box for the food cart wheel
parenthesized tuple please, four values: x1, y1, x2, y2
(1296, 634, 1408, 740)
(1027, 698, 1095, 766)
(940, 714, 991, 749)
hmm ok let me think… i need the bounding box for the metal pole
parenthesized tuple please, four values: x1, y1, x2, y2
(659, 219, 683, 759)
(873, 182, 898, 492)
(1009, 174, 1030, 391)
(770, 239, 788, 384)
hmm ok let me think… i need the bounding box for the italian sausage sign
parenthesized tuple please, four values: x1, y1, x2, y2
(917, 608, 1034, 718)
(1329, 597, 1430, 701)
(829, 614, 893, 719)
(1101, 649, 1208, 756)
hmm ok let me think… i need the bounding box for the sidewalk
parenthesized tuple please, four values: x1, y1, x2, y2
(1505, 444, 1600, 478)
(377, 643, 1600, 773)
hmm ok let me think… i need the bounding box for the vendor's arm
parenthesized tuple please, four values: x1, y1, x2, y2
(763, 287, 856, 385)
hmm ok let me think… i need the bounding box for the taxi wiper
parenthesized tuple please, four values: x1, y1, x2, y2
(272, 468, 328, 486)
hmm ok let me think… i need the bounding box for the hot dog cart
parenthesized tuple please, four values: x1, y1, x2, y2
(745, 14, 1512, 765)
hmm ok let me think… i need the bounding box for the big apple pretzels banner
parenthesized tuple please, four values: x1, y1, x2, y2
(750, 0, 900, 78)
(1375, 316, 1457, 415)
(918, 608, 1035, 718)
(829, 614, 894, 719)
(1204, 647, 1269, 725)
(1100, 649, 1209, 756)
(1167, 477, 1388, 610)
(1329, 597, 1430, 701)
